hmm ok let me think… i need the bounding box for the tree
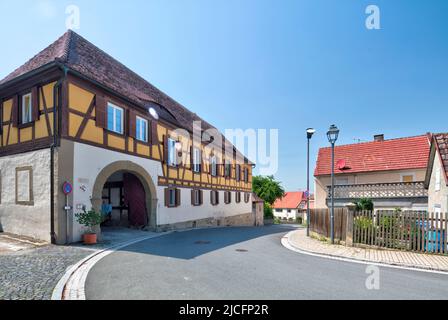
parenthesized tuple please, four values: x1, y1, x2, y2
(354, 198, 374, 211)
(252, 175, 285, 205)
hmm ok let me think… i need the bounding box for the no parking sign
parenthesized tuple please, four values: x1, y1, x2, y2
(62, 181, 73, 195)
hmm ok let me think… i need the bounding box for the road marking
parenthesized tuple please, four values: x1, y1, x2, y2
(281, 231, 448, 276)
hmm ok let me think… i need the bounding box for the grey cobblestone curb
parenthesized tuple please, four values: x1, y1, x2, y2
(281, 230, 448, 275)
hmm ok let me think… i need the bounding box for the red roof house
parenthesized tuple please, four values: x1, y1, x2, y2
(273, 191, 313, 209)
(315, 134, 431, 176)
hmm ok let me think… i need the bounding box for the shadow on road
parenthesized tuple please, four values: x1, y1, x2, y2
(115, 224, 299, 260)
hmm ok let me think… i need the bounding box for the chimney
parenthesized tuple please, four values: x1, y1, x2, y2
(374, 134, 384, 142)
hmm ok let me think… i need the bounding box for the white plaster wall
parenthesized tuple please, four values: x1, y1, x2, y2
(428, 150, 448, 213)
(0, 149, 51, 241)
(72, 142, 252, 241)
(158, 189, 252, 226)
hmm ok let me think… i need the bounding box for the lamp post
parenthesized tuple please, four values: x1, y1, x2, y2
(327, 124, 339, 244)
(306, 128, 315, 237)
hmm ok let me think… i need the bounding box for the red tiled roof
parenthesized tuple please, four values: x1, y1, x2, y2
(314, 135, 430, 176)
(0, 30, 216, 132)
(0, 30, 252, 163)
(273, 192, 306, 209)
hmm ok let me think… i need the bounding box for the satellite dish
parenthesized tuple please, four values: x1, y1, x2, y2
(336, 159, 347, 170)
(149, 107, 159, 120)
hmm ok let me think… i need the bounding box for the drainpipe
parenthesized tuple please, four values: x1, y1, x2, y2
(50, 65, 68, 244)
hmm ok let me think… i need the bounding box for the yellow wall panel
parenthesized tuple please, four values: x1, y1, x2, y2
(35, 116, 49, 139)
(20, 127, 32, 142)
(136, 143, 150, 157)
(168, 168, 177, 179)
(108, 134, 125, 150)
(184, 170, 192, 181)
(69, 83, 94, 113)
(2, 126, 9, 145)
(3, 100, 12, 121)
(8, 127, 18, 145)
(152, 146, 160, 159)
(40, 82, 55, 111)
(128, 138, 134, 153)
(81, 120, 104, 144)
(69, 113, 83, 137)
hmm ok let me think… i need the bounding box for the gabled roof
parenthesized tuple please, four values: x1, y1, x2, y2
(0, 30, 213, 134)
(272, 191, 308, 209)
(424, 133, 448, 188)
(314, 134, 431, 176)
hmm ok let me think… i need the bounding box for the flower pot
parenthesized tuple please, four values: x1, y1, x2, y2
(83, 233, 97, 245)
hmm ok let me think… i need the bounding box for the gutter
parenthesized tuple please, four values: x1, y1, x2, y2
(50, 63, 68, 244)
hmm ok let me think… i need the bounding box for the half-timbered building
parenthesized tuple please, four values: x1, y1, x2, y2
(0, 30, 256, 244)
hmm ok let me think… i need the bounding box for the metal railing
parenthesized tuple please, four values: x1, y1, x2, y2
(327, 181, 427, 199)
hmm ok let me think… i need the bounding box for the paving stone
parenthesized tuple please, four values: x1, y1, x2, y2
(289, 228, 448, 272)
(0, 245, 91, 300)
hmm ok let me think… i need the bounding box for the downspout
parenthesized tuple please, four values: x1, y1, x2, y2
(50, 64, 68, 244)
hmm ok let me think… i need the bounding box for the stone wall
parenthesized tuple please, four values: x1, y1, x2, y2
(156, 211, 257, 232)
(0, 149, 52, 241)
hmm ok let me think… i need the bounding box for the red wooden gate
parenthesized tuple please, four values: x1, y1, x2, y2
(123, 173, 147, 226)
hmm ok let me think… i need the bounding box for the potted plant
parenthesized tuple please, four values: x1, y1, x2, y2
(75, 208, 103, 245)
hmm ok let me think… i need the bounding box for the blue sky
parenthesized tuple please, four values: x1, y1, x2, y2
(1, 0, 447, 191)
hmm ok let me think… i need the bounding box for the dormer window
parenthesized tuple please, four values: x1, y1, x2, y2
(21, 93, 32, 124)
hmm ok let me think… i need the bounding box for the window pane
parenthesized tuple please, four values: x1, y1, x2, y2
(116, 109, 123, 133)
(107, 106, 114, 131)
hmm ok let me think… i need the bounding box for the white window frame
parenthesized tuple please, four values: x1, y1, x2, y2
(22, 93, 32, 124)
(167, 138, 177, 167)
(193, 147, 201, 173)
(211, 156, 217, 176)
(107, 103, 124, 134)
(136, 116, 148, 142)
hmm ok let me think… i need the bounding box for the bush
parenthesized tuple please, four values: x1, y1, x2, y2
(75, 209, 103, 234)
(263, 203, 274, 219)
(354, 216, 374, 230)
(354, 198, 374, 211)
(296, 217, 303, 224)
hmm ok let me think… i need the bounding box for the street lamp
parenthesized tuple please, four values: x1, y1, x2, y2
(327, 124, 339, 244)
(306, 128, 316, 237)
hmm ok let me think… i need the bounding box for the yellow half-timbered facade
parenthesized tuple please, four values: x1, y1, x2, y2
(0, 30, 259, 244)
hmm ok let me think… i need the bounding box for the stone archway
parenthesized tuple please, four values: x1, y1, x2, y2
(91, 161, 158, 230)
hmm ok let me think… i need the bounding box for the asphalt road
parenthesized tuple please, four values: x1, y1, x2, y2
(86, 225, 448, 300)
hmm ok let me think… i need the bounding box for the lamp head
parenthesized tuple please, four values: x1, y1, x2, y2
(327, 124, 339, 144)
(306, 128, 316, 139)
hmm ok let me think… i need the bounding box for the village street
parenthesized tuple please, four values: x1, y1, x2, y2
(84, 225, 448, 300)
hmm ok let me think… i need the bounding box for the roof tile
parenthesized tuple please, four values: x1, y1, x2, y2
(314, 135, 430, 176)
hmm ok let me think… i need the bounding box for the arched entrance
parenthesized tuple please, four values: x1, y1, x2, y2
(91, 161, 157, 230)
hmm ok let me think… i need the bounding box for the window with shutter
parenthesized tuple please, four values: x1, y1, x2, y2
(165, 188, 178, 207)
(193, 148, 201, 173)
(136, 116, 148, 142)
(21, 93, 32, 125)
(107, 103, 124, 134)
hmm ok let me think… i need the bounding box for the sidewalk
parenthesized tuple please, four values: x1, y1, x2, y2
(285, 228, 448, 273)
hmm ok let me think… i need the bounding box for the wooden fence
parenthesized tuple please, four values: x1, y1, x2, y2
(353, 210, 448, 254)
(309, 208, 347, 242)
